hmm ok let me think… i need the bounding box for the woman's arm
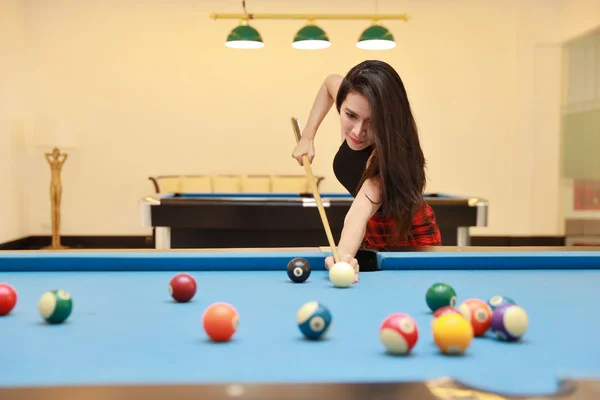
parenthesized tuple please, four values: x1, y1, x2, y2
(302, 74, 343, 140)
(292, 74, 343, 165)
(336, 178, 382, 259)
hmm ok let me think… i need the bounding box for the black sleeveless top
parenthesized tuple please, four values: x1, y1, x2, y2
(333, 140, 374, 197)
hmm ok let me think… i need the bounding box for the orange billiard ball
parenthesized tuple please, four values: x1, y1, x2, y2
(202, 302, 239, 342)
(458, 298, 493, 336)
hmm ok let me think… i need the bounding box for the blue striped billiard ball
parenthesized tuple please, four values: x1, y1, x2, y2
(487, 295, 515, 311)
(296, 301, 332, 340)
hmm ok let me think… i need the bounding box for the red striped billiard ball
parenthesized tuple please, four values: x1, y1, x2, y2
(0, 283, 17, 316)
(169, 273, 197, 302)
(379, 313, 419, 355)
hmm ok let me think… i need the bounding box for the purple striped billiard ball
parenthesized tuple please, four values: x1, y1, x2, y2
(490, 303, 529, 341)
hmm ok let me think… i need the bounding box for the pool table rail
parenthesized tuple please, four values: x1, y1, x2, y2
(378, 246, 600, 270)
(0, 246, 598, 273)
(0, 377, 597, 400)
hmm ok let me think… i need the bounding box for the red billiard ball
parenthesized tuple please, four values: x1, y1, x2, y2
(431, 305, 462, 327)
(458, 298, 492, 336)
(202, 302, 239, 342)
(169, 273, 196, 302)
(0, 283, 17, 316)
(433, 305, 461, 319)
(379, 313, 419, 355)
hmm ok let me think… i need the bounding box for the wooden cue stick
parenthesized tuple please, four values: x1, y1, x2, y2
(291, 117, 341, 263)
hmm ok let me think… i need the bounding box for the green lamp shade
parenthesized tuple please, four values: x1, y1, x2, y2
(356, 25, 396, 50)
(226, 25, 264, 49)
(292, 25, 331, 50)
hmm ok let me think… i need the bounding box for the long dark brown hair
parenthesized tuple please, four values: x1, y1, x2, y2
(335, 60, 426, 241)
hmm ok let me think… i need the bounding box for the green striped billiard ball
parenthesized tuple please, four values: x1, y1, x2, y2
(425, 283, 457, 312)
(38, 289, 72, 324)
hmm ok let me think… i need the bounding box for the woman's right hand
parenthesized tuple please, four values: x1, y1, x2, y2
(290, 74, 341, 167)
(291, 137, 315, 166)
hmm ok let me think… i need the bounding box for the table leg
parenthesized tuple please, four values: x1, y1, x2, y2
(155, 227, 171, 249)
(457, 227, 470, 246)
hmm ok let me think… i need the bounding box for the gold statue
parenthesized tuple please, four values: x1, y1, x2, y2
(44, 147, 69, 250)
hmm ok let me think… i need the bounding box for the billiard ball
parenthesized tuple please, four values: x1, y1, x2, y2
(431, 306, 461, 327)
(490, 303, 528, 341)
(296, 301, 332, 340)
(433, 305, 461, 319)
(202, 302, 239, 342)
(432, 313, 473, 355)
(0, 283, 17, 316)
(38, 289, 72, 324)
(329, 261, 354, 288)
(425, 282, 457, 312)
(169, 273, 197, 302)
(457, 298, 492, 336)
(287, 258, 311, 283)
(487, 295, 515, 311)
(379, 313, 419, 355)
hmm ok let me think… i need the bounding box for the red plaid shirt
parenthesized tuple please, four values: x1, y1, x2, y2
(362, 202, 441, 249)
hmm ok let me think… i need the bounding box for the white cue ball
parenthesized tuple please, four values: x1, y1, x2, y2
(329, 261, 355, 288)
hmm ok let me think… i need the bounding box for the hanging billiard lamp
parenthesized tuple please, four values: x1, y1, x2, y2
(225, 20, 264, 49)
(292, 23, 331, 50)
(356, 21, 396, 50)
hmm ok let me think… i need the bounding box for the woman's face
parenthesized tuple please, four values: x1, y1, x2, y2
(340, 91, 374, 150)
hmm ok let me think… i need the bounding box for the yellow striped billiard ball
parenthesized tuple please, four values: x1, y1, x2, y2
(432, 313, 473, 355)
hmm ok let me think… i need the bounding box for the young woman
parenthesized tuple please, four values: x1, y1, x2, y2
(291, 60, 441, 282)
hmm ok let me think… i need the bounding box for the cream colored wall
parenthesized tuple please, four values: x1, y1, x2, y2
(560, 0, 600, 41)
(1, 0, 599, 242)
(0, 0, 29, 243)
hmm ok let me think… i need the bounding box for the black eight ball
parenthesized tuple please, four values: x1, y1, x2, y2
(287, 257, 311, 283)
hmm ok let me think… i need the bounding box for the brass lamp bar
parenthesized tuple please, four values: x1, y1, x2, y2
(210, 13, 410, 21)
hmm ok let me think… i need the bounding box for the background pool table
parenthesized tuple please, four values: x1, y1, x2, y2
(140, 192, 488, 249)
(1, 246, 600, 400)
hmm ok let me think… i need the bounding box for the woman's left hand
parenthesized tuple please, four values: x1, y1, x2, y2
(325, 254, 359, 283)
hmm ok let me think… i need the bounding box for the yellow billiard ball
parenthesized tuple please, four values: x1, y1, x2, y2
(432, 313, 473, 355)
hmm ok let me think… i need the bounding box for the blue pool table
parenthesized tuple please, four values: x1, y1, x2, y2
(140, 192, 488, 250)
(1, 246, 599, 400)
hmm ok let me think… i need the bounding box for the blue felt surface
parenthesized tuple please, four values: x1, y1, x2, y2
(1, 269, 599, 395)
